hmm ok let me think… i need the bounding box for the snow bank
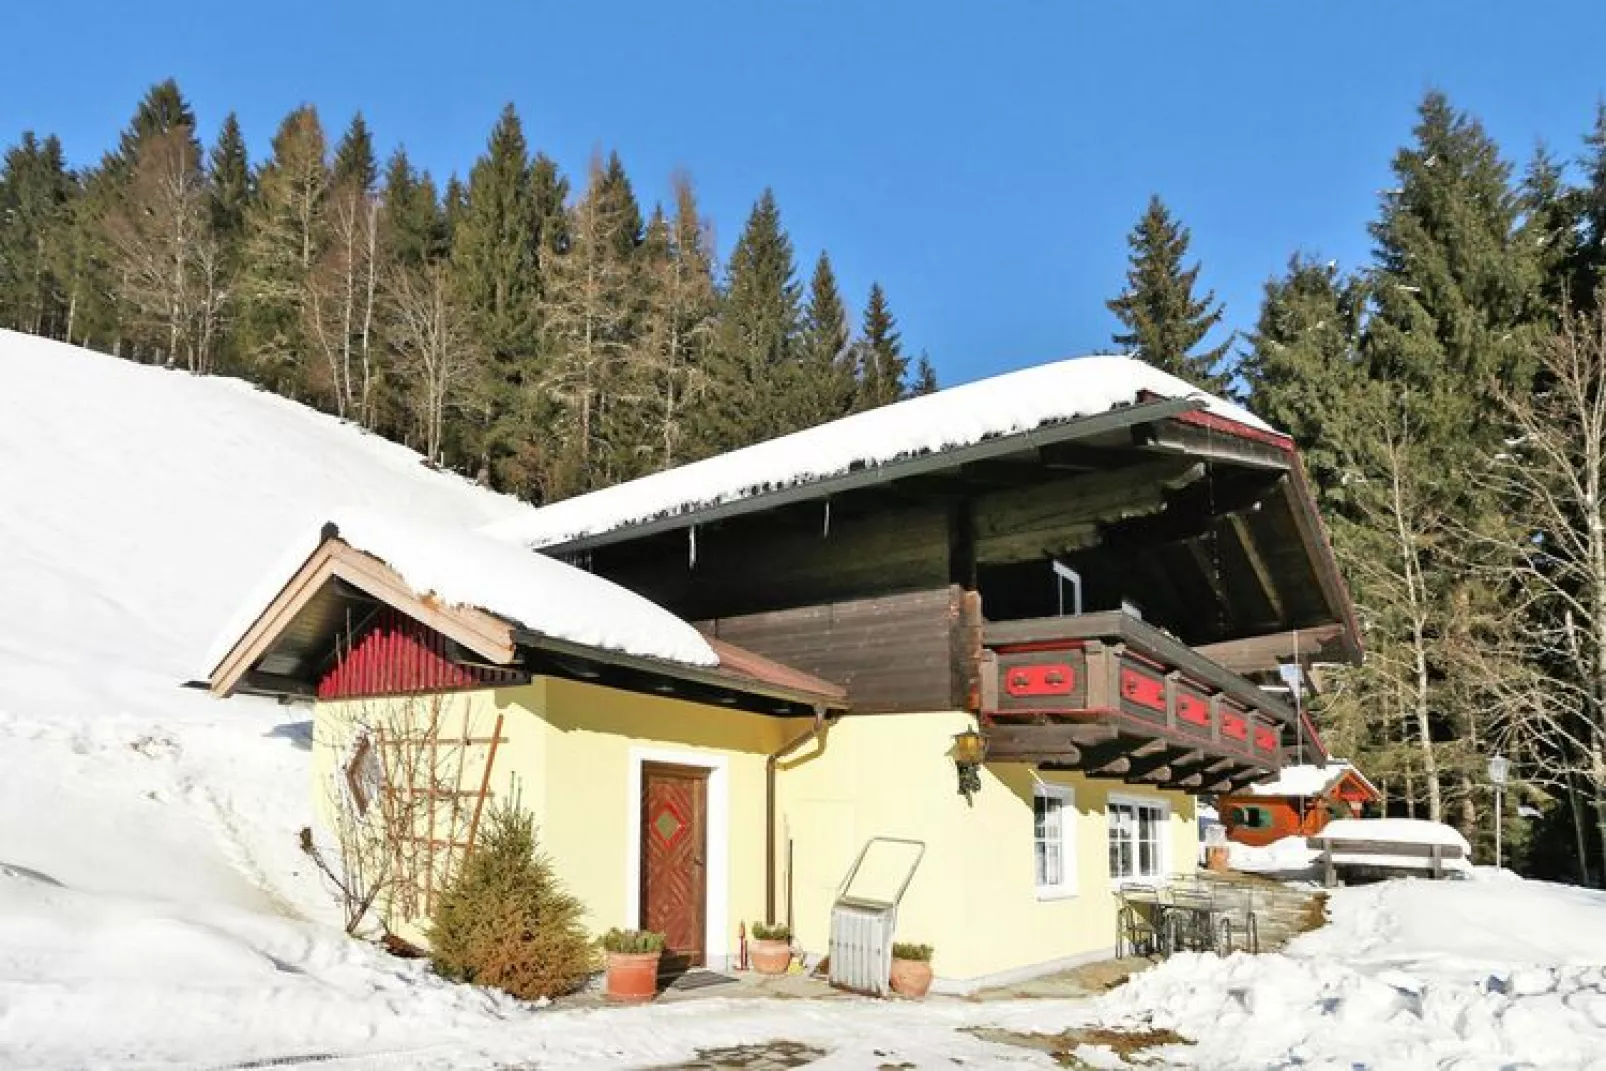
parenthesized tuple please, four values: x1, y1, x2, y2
(1227, 835, 1320, 877)
(207, 506, 718, 674)
(1052, 877, 1606, 1069)
(484, 354, 1279, 549)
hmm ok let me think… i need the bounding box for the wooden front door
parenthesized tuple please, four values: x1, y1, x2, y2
(640, 762, 709, 968)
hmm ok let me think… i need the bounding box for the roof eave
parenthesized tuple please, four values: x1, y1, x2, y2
(534, 395, 1207, 555)
(511, 628, 848, 712)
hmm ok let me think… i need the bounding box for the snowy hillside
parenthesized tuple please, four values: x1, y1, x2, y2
(0, 332, 544, 1065)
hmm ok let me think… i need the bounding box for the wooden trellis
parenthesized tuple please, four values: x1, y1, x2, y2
(375, 711, 506, 920)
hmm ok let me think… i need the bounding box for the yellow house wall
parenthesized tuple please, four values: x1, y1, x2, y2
(312, 689, 1198, 986)
(312, 679, 788, 964)
(775, 711, 1198, 989)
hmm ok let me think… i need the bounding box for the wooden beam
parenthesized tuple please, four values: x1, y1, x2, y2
(1131, 738, 1171, 758)
(1187, 536, 1236, 616)
(1175, 773, 1205, 789)
(1205, 778, 1236, 793)
(982, 723, 1116, 760)
(1090, 755, 1132, 776)
(972, 458, 1202, 564)
(240, 670, 317, 698)
(1194, 624, 1348, 675)
(1171, 749, 1209, 767)
(1230, 514, 1286, 623)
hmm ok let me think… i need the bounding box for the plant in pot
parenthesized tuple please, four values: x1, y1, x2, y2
(601, 928, 665, 1003)
(748, 922, 793, 975)
(889, 942, 934, 998)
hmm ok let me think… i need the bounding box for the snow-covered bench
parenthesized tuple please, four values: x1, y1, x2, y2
(1310, 818, 1472, 885)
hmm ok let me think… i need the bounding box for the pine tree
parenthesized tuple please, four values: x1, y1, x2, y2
(450, 106, 545, 489)
(106, 80, 197, 177)
(0, 133, 74, 336)
(1519, 146, 1581, 317)
(636, 175, 718, 469)
(332, 113, 377, 192)
(450, 105, 539, 361)
(1241, 256, 1368, 502)
(854, 282, 907, 410)
(1106, 195, 1232, 390)
(700, 189, 801, 453)
(909, 353, 938, 396)
(539, 154, 643, 495)
(1356, 90, 1540, 828)
(792, 251, 855, 428)
(428, 804, 595, 1000)
(237, 105, 329, 394)
(380, 150, 446, 270)
(207, 113, 251, 243)
(1576, 103, 1606, 309)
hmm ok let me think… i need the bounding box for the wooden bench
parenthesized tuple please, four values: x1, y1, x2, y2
(1310, 835, 1468, 886)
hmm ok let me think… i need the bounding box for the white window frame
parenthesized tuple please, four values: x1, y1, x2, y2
(1107, 793, 1170, 887)
(1033, 782, 1077, 900)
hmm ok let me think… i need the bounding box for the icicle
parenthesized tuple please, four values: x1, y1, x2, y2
(823, 499, 831, 539)
(688, 524, 698, 569)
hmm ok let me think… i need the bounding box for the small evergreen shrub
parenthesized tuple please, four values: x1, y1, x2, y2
(428, 805, 597, 999)
(600, 928, 665, 954)
(750, 922, 792, 942)
(892, 942, 933, 962)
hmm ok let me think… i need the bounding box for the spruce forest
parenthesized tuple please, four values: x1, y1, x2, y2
(0, 81, 934, 502)
(9, 81, 1606, 884)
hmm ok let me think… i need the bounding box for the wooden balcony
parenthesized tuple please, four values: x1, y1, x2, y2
(978, 612, 1305, 794)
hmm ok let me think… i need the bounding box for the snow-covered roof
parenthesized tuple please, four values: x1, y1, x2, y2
(482, 355, 1279, 550)
(208, 507, 719, 672)
(1245, 761, 1374, 799)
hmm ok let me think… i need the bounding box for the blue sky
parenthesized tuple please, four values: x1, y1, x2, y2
(4, 1, 1604, 386)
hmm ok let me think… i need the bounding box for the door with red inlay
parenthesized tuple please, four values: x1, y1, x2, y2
(640, 763, 708, 967)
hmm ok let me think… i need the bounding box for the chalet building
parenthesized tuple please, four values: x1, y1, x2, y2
(209, 355, 1361, 993)
(1220, 762, 1381, 847)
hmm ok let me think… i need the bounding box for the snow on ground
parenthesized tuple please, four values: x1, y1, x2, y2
(1074, 874, 1606, 1070)
(483, 354, 1278, 550)
(5, 334, 1606, 1070)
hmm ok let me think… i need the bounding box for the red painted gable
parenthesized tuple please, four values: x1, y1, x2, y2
(317, 607, 524, 700)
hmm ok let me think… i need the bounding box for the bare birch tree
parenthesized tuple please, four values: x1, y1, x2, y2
(385, 259, 477, 464)
(308, 179, 382, 422)
(1471, 305, 1606, 879)
(101, 127, 224, 372)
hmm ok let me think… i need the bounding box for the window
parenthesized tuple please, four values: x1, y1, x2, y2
(1108, 797, 1168, 882)
(1230, 805, 1274, 830)
(1033, 783, 1076, 898)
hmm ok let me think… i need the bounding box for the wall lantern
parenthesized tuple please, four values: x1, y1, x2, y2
(951, 727, 987, 804)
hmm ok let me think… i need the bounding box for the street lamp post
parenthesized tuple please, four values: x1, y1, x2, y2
(1488, 755, 1510, 871)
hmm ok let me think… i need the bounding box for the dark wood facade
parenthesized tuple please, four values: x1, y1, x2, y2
(554, 402, 1357, 789)
(700, 586, 981, 714)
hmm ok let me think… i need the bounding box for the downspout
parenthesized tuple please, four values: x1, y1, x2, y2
(766, 705, 829, 924)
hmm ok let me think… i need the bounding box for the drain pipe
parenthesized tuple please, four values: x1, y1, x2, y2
(766, 705, 829, 924)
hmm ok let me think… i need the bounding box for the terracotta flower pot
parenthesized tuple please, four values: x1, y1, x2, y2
(889, 957, 933, 998)
(749, 938, 792, 975)
(605, 950, 661, 1003)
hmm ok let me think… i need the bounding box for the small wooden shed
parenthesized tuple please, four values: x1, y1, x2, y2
(1219, 762, 1378, 847)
